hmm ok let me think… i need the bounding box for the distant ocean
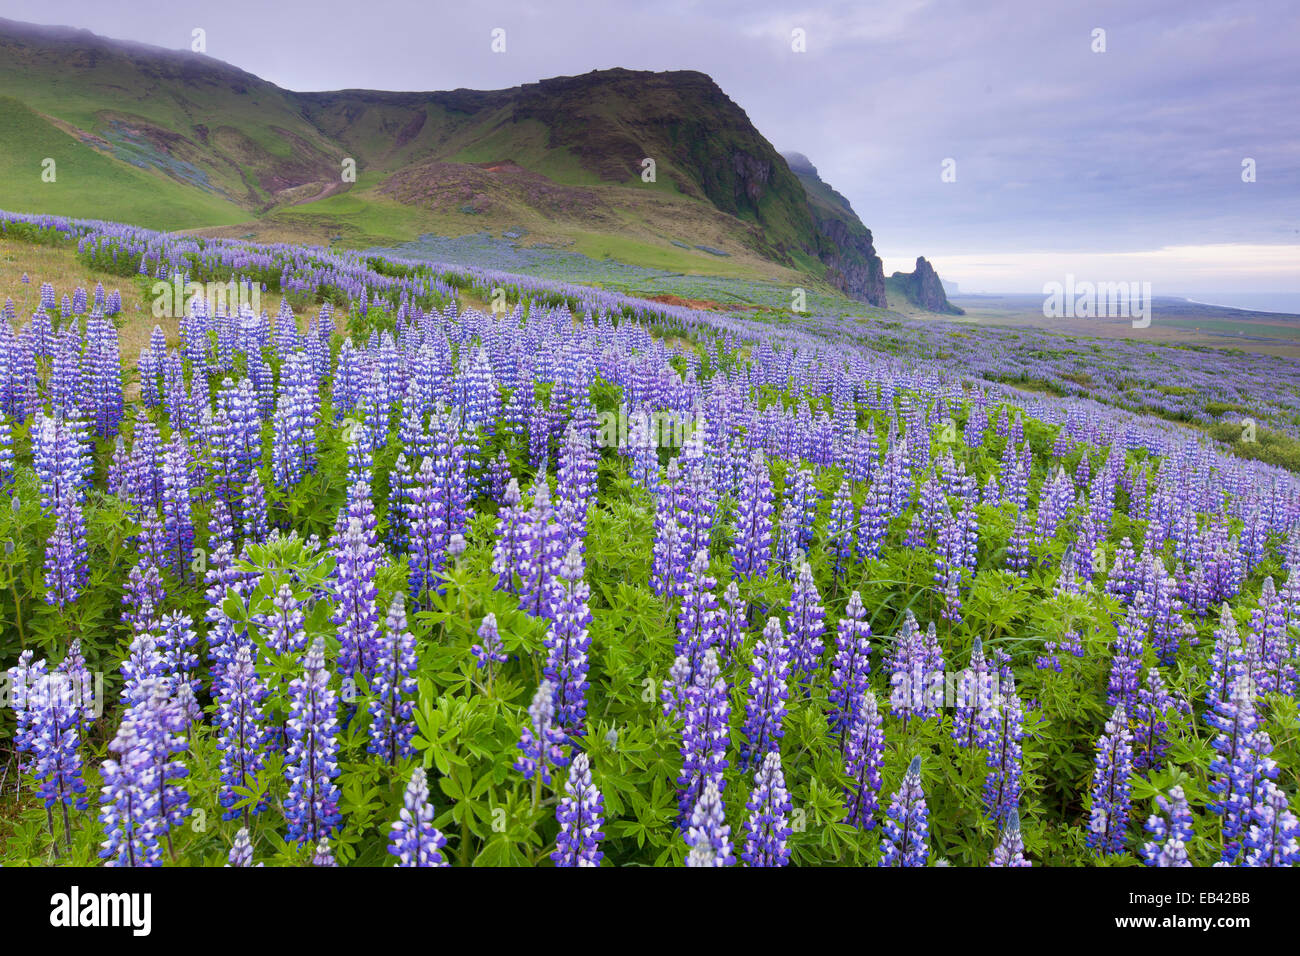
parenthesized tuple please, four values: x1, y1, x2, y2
(1177, 293, 1300, 316)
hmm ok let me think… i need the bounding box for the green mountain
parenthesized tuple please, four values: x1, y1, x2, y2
(0, 18, 902, 305)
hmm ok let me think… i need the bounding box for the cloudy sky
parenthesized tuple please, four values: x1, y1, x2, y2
(7, 0, 1299, 295)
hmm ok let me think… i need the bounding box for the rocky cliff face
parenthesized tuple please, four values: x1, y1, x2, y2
(808, 203, 888, 307)
(782, 151, 888, 308)
(891, 256, 964, 315)
(504, 68, 814, 244)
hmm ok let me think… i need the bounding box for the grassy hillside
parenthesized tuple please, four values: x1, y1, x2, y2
(0, 20, 342, 209)
(0, 18, 887, 302)
(0, 97, 248, 229)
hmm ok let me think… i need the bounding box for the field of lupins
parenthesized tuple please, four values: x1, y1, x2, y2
(0, 210, 1297, 868)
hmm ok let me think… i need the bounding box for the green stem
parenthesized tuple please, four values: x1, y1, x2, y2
(11, 578, 25, 649)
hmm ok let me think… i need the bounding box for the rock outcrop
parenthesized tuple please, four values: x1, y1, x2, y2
(890, 257, 964, 315)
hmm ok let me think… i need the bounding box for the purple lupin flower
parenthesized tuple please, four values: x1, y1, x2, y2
(843, 691, 885, 829)
(543, 544, 593, 739)
(0, 413, 13, 489)
(209, 496, 236, 556)
(241, 468, 268, 542)
(490, 478, 527, 593)
(1206, 604, 1246, 709)
(1141, 785, 1193, 867)
(1006, 509, 1031, 575)
(312, 838, 336, 866)
(488, 448, 511, 501)
(977, 679, 1025, 823)
(716, 580, 748, 661)
(156, 610, 201, 721)
(557, 419, 597, 549)
(777, 465, 818, 567)
(202, 544, 258, 694)
(552, 752, 605, 867)
(256, 583, 307, 656)
(1086, 703, 1135, 855)
(1243, 780, 1299, 867)
(122, 556, 163, 639)
(989, 808, 1031, 867)
(407, 419, 472, 611)
(828, 591, 871, 740)
(952, 637, 991, 748)
(284, 638, 341, 846)
(855, 477, 889, 561)
(676, 451, 716, 560)
(33, 411, 93, 512)
(1149, 568, 1193, 666)
(1107, 607, 1146, 710)
(677, 647, 730, 825)
(27, 668, 89, 846)
(515, 680, 569, 788)
(388, 766, 449, 867)
(879, 756, 929, 867)
(730, 450, 774, 580)
(119, 632, 164, 707)
(270, 350, 317, 489)
(332, 514, 380, 685)
(6, 651, 42, 781)
(888, 610, 941, 725)
(774, 499, 799, 572)
(131, 679, 191, 858)
(527, 387, 550, 469)
(1246, 577, 1294, 697)
(406, 457, 444, 610)
(157, 437, 194, 582)
(651, 462, 689, 599)
(98, 718, 162, 867)
(226, 827, 262, 867)
(215, 644, 269, 821)
(1133, 666, 1186, 773)
(683, 777, 735, 867)
(786, 561, 826, 684)
(43, 491, 87, 609)
(625, 405, 660, 492)
(741, 617, 790, 770)
(517, 479, 565, 617)
(661, 549, 719, 717)
(62, 639, 97, 728)
(826, 477, 855, 577)
(742, 751, 793, 867)
(471, 611, 508, 683)
(1106, 536, 1138, 602)
(368, 594, 417, 763)
(1207, 676, 1276, 864)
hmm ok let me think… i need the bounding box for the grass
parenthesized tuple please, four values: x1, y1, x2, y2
(266, 178, 440, 246)
(564, 231, 770, 279)
(0, 98, 248, 231)
(0, 238, 292, 397)
(445, 118, 611, 187)
(1207, 420, 1300, 473)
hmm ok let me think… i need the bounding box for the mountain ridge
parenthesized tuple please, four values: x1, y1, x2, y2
(0, 17, 957, 310)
